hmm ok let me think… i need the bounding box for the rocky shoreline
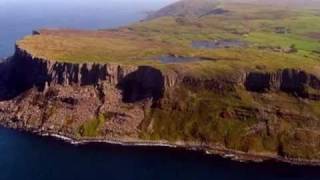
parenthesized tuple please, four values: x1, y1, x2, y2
(37, 134, 320, 167)
(2, 123, 320, 167)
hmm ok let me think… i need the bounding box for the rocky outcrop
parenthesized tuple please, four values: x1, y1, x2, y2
(9, 46, 136, 93)
(245, 69, 320, 99)
(3, 46, 180, 102)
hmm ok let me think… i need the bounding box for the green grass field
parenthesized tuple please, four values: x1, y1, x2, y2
(17, 2, 320, 79)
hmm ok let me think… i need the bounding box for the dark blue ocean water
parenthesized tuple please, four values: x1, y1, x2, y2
(0, 127, 319, 180)
(0, 0, 173, 58)
(0, 1, 320, 179)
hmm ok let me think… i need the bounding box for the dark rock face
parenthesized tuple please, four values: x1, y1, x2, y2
(118, 66, 165, 103)
(0, 46, 171, 104)
(280, 69, 307, 95)
(9, 48, 112, 90)
(245, 72, 272, 92)
(0, 58, 13, 100)
(245, 69, 320, 99)
(80, 64, 107, 86)
(7, 53, 48, 94)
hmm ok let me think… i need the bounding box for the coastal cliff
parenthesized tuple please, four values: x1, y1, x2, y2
(0, 45, 179, 138)
(0, 44, 320, 166)
(8, 46, 175, 97)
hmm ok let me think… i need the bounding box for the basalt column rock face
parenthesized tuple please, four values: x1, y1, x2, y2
(244, 69, 320, 99)
(8, 46, 139, 93)
(4, 46, 179, 101)
(280, 69, 320, 95)
(9, 46, 179, 91)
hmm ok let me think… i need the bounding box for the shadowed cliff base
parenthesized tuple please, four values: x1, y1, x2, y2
(0, 59, 13, 100)
(0, 53, 165, 105)
(117, 66, 165, 103)
(245, 69, 320, 100)
(7, 48, 111, 91)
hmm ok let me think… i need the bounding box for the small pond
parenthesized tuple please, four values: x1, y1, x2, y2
(158, 55, 201, 64)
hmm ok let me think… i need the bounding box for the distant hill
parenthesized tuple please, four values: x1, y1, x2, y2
(225, 0, 320, 8)
(146, 0, 223, 19)
(147, 0, 320, 20)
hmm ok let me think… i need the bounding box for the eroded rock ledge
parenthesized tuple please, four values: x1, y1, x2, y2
(245, 70, 320, 100)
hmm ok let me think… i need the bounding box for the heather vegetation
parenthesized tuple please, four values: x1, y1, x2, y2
(141, 84, 320, 158)
(78, 114, 106, 137)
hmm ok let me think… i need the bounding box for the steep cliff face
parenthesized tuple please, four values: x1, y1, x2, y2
(5, 46, 179, 101)
(10, 46, 135, 92)
(245, 69, 320, 99)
